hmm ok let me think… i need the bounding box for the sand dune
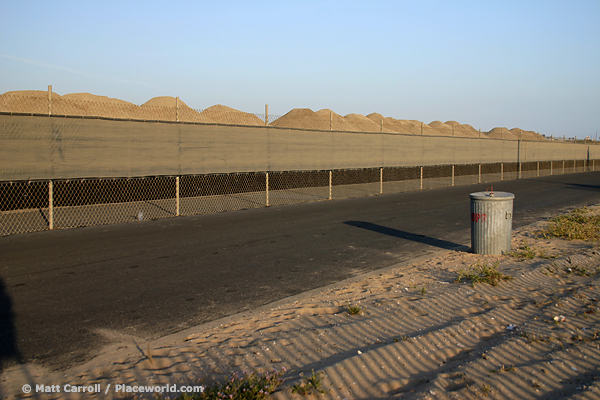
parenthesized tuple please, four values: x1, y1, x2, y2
(0, 90, 548, 140)
(487, 127, 519, 140)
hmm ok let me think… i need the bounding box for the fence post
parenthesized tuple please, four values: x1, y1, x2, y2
(537, 161, 539, 177)
(563, 160, 565, 174)
(330, 111, 333, 131)
(420, 166, 423, 190)
(266, 172, 269, 206)
(48, 85, 52, 116)
(329, 171, 332, 200)
(48, 180, 54, 230)
(551, 161, 553, 176)
(501, 163, 504, 181)
(265, 104, 269, 126)
(451, 165, 455, 186)
(478, 164, 481, 183)
(176, 176, 180, 216)
(380, 168, 383, 194)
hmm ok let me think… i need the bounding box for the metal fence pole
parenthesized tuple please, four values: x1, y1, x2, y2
(537, 161, 540, 177)
(551, 161, 553, 175)
(49, 180, 54, 230)
(478, 164, 481, 183)
(380, 167, 383, 194)
(175, 176, 180, 216)
(501, 163, 504, 181)
(563, 160, 565, 174)
(420, 166, 423, 190)
(451, 165, 455, 186)
(265, 172, 269, 206)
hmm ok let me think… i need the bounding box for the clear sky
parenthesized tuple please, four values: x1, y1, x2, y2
(1, 0, 599, 138)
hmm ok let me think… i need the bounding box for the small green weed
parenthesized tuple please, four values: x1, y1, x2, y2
(542, 207, 600, 241)
(158, 369, 285, 400)
(455, 261, 512, 287)
(347, 304, 362, 315)
(490, 365, 516, 373)
(564, 265, 597, 276)
(291, 370, 327, 395)
(509, 242, 537, 259)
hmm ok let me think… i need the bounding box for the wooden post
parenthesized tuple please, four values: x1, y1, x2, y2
(478, 164, 481, 183)
(48, 180, 54, 230)
(451, 165, 455, 186)
(420, 166, 423, 190)
(48, 85, 52, 115)
(265, 172, 269, 206)
(175, 177, 180, 216)
(329, 171, 332, 200)
(501, 163, 504, 181)
(265, 104, 269, 126)
(380, 168, 383, 194)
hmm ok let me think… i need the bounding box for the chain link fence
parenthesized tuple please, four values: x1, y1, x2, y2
(0, 92, 283, 126)
(2, 160, 597, 236)
(2, 91, 598, 141)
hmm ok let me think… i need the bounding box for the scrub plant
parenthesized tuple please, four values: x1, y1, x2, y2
(347, 304, 362, 315)
(158, 369, 285, 400)
(455, 261, 512, 287)
(291, 369, 327, 395)
(542, 207, 600, 240)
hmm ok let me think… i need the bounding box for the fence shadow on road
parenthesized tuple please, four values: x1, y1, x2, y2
(344, 221, 470, 252)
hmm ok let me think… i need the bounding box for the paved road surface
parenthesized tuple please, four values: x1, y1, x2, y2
(1, 172, 599, 370)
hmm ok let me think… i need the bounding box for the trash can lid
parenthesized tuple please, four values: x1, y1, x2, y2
(470, 191, 514, 201)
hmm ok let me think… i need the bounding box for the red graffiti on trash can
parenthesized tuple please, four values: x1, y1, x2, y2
(471, 212, 487, 222)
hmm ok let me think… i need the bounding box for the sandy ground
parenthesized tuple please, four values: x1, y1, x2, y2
(1, 208, 600, 400)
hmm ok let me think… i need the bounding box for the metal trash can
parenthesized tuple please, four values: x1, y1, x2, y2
(470, 191, 514, 255)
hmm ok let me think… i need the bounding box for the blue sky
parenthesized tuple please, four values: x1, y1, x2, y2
(1, 0, 599, 138)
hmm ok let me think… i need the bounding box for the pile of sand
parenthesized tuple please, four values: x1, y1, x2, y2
(62, 93, 141, 119)
(139, 96, 207, 122)
(365, 113, 409, 134)
(199, 105, 265, 126)
(0, 90, 548, 140)
(270, 108, 332, 131)
(344, 113, 384, 133)
(511, 127, 543, 141)
(314, 109, 362, 132)
(487, 127, 520, 140)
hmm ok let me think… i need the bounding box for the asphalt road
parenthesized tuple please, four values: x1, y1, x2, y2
(1, 172, 600, 371)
